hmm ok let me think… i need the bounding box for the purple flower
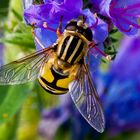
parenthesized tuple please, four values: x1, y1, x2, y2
(24, 0, 83, 27)
(38, 95, 75, 139)
(22, 0, 34, 9)
(39, 107, 70, 139)
(101, 35, 140, 135)
(39, 94, 74, 139)
(110, 36, 140, 80)
(88, 43, 104, 75)
(23, 0, 108, 49)
(34, 27, 57, 50)
(90, 0, 103, 13)
(100, 0, 140, 35)
(39, 95, 98, 140)
(82, 9, 108, 43)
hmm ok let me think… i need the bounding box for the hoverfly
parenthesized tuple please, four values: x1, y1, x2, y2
(0, 16, 105, 133)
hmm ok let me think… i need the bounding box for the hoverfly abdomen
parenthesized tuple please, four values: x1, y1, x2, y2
(38, 57, 78, 95)
(39, 65, 69, 94)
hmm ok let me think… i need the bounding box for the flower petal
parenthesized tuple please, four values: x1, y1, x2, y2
(90, 0, 103, 12)
(92, 18, 108, 43)
(100, 0, 140, 35)
(111, 16, 138, 35)
(89, 43, 104, 75)
(82, 9, 108, 43)
(24, 0, 83, 27)
(101, 35, 140, 134)
(64, 0, 83, 11)
(24, 4, 52, 26)
(34, 28, 57, 50)
(111, 36, 140, 79)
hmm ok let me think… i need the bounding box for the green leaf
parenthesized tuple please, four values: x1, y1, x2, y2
(0, 83, 33, 124)
(16, 92, 41, 140)
(0, 33, 34, 49)
(0, 0, 9, 20)
(109, 28, 118, 34)
(0, 86, 9, 106)
(101, 58, 107, 63)
(104, 51, 117, 55)
(34, 0, 44, 4)
(111, 37, 118, 43)
(0, 114, 19, 140)
(0, 22, 35, 49)
(11, 8, 22, 21)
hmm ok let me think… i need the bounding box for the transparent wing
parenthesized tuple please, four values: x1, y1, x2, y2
(69, 64, 105, 133)
(0, 47, 53, 85)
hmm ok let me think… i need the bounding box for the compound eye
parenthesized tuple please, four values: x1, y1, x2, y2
(84, 28, 93, 41)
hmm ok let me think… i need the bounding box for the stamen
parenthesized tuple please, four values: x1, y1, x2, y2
(115, 19, 132, 32)
(110, 0, 118, 10)
(122, 13, 140, 18)
(119, 16, 140, 29)
(43, 22, 57, 32)
(89, 13, 98, 29)
(111, 3, 140, 16)
(89, 49, 98, 58)
(105, 55, 112, 61)
(89, 42, 107, 57)
(43, 22, 48, 28)
(93, 45, 107, 57)
(89, 47, 111, 61)
(123, 3, 140, 11)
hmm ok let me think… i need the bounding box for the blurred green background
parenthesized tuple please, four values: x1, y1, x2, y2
(0, 0, 140, 140)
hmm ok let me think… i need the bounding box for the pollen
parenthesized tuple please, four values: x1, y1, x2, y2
(129, 25, 133, 29)
(43, 22, 48, 28)
(106, 55, 112, 61)
(94, 13, 98, 18)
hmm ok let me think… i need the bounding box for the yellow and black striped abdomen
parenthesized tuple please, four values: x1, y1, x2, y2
(38, 59, 75, 95)
(57, 35, 86, 64)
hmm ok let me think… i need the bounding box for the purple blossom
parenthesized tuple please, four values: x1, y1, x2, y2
(34, 28, 57, 50)
(100, 0, 140, 35)
(38, 94, 75, 137)
(39, 106, 70, 140)
(39, 94, 98, 140)
(88, 43, 104, 76)
(24, 0, 83, 27)
(101, 35, 140, 135)
(22, 0, 34, 9)
(38, 95, 78, 139)
(82, 9, 108, 43)
(110, 36, 140, 80)
(23, 0, 108, 49)
(90, 0, 103, 13)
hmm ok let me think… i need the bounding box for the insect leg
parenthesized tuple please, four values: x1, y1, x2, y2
(56, 16, 63, 37)
(88, 42, 111, 61)
(31, 27, 46, 49)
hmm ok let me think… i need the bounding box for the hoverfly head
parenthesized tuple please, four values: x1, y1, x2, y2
(65, 16, 93, 41)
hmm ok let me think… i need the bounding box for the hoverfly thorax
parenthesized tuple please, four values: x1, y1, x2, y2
(57, 19, 93, 65)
